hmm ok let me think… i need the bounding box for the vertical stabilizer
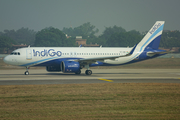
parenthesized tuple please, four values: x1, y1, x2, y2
(136, 21, 165, 52)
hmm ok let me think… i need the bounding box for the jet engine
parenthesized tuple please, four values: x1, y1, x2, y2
(61, 61, 81, 73)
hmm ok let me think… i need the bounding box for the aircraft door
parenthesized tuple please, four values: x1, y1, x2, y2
(26, 49, 32, 60)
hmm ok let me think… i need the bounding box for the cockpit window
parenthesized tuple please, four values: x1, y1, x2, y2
(10, 52, 20, 55)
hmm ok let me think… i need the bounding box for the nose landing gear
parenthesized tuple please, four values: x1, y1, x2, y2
(24, 66, 29, 75)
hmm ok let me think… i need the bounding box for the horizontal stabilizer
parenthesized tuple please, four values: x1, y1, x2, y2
(147, 50, 168, 57)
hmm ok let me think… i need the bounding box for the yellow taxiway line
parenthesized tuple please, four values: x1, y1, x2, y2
(98, 78, 113, 82)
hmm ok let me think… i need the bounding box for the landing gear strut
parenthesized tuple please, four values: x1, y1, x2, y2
(85, 65, 92, 75)
(24, 66, 29, 75)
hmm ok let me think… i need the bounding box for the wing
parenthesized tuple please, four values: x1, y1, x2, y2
(73, 55, 129, 65)
(72, 46, 137, 65)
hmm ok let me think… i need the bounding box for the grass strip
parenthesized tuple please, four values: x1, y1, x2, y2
(0, 83, 180, 119)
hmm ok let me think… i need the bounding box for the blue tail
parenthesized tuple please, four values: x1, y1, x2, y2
(128, 21, 166, 59)
(133, 21, 165, 53)
(145, 23, 165, 50)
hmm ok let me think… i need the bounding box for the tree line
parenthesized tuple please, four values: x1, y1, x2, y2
(0, 22, 180, 53)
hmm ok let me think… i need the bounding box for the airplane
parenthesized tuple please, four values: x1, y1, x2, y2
(3, 21, 167, 75)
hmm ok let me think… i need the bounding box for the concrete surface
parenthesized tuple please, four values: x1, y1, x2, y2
(0, 69, 180, 85)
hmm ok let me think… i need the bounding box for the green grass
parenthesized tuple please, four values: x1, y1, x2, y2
(0, 83, 180, 119)
(1, 58, 180, 119)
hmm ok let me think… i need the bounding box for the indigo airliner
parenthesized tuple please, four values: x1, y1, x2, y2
(3, 21, 167, 75)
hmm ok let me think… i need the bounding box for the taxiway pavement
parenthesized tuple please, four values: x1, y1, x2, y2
(0, 69, 180, 85)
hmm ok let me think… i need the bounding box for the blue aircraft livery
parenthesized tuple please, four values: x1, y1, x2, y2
(3, 21, 167, 75)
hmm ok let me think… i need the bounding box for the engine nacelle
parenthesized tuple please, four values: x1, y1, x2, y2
(61, 61, 80, 73)
(46, 65, 61, 72)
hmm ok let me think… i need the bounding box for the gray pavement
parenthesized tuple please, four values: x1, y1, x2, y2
(0, 69, 180, 85)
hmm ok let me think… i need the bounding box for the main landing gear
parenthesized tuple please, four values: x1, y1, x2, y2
(24, 66, 29, 75)
(75, 70, 92, 75)
(85, 65, 92, 75)
(85, 70, 92, 75)
(75, 70, 81, 75)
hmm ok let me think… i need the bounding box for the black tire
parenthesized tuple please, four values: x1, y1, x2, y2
(85, 70, 92, 75)
(75, 70, 81, 75)
(24, 71, 29, 75)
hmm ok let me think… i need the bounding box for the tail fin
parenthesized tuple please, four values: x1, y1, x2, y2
(136, 21, 165, 52)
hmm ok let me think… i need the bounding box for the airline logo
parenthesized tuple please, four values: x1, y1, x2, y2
(149, 23, 161, 34)
(33, 49, 62, 57)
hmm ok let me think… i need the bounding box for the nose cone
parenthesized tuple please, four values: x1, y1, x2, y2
(3, 56, 9, 64)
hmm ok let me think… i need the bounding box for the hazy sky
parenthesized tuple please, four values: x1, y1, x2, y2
(0, 0, 180, 34)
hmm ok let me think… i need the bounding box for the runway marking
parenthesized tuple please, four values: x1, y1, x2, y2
(98, 78, 113, 82)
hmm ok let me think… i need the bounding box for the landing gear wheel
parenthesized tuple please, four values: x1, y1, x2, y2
(24, 71, 29, 75)
(75, 70, 81, 75)
(85, 70, 92, 75)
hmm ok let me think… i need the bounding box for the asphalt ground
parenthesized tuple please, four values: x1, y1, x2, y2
(0, 69, 180, 85)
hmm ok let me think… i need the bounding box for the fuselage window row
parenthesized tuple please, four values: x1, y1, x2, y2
(61, 52, 125, 56)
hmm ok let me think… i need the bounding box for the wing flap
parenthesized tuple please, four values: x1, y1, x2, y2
(74, 56, 120, 63)
(73, 53, 132, 65)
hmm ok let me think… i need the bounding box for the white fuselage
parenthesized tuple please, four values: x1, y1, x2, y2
(4, 47, 133, 67)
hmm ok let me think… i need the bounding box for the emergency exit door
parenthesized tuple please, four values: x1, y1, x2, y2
(26, 49, 32, 60)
